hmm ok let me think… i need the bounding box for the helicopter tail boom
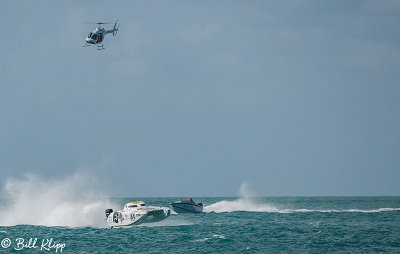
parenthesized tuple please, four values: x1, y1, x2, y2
(105, 20, 119, 36)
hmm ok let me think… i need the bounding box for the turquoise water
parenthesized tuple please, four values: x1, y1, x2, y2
(1, 197, 400, 253)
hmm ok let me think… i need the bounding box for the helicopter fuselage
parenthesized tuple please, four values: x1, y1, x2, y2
(86, 27, 105, 44)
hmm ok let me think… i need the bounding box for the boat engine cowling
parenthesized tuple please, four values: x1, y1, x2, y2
(105, 209, 113, 218)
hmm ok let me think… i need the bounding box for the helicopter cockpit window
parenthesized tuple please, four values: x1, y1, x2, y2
(91, 33, 98, 40)
(88, 33, 92, 38)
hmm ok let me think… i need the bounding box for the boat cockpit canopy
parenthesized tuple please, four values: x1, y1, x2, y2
(125, 201, 147, 209)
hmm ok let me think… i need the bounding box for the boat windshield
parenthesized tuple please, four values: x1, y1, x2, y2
(129, 205, 138, 208)
(140, 204, 147, 207)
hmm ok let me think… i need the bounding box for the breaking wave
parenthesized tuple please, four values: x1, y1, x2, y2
(0, 172, 116, 227)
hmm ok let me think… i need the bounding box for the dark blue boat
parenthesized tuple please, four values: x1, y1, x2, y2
(170, 198, 203, 213)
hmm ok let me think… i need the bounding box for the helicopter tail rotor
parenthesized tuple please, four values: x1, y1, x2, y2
(112, 20, 119, 36)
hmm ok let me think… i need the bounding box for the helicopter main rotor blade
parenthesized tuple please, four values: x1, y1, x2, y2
(82, 21, 113, 25)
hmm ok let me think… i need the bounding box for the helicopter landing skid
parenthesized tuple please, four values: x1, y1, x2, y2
(96, 44, 105, 50)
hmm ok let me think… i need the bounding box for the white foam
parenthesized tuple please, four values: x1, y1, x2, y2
(195, 234, 226, 242)
(204, 181, 280, 213)
(138, 217, 194, 227)
(0, 173, 116, 228)
(204, 199, 400, 214)
(280, 208, 400, 213)
(204, 198, 279, 213)
(205, 182, 400, 214)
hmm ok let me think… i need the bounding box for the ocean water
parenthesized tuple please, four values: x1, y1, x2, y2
(1, 196, 400, 253)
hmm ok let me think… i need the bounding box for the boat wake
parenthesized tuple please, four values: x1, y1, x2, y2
(204, 182, 400, 214)
(204, 198, 279, 213)
(204, 182, 280, 213)
(280, 207, 400, 213)
(204, 199, 400, 214)
(0, 172, 116, 228)
(204, 198, 400, 214)
(137, 216, 194, 227)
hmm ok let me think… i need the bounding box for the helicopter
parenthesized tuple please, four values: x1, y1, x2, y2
(83, 20, 119, 50)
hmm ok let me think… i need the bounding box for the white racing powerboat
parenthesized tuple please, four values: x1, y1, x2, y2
(105, 201, 170, 228)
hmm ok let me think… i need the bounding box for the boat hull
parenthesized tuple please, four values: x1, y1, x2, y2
(140, 209, 171, 223)
(170, 203, 203, 213)
(106, 207, 170, 227)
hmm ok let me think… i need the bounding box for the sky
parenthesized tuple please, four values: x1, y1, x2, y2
(0, 0, 399, 196)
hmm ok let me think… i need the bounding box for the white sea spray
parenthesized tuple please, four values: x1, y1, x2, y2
(0, 172, 116, 227)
